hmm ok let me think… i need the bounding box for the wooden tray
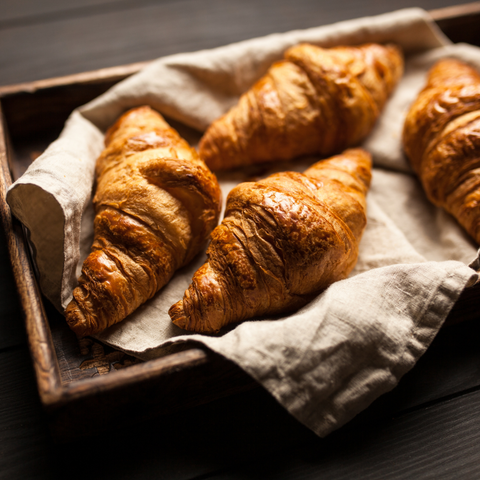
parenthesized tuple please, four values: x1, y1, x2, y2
(1, 3, 480, 441)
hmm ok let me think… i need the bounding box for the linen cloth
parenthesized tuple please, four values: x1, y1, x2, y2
(6, 8, 480, 437)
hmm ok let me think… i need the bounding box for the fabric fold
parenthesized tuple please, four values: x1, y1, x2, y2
(181, 261, 477, 437)
(6, 111, 104, 309)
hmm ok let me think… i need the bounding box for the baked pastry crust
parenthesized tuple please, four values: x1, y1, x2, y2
(170, 148, 372, 333)
(403, 58, 480, 244)
(65, 106, 222, 337)
(199, 43, 403, 170)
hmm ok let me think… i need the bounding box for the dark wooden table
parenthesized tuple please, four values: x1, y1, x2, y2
(2, 1, 480, 479)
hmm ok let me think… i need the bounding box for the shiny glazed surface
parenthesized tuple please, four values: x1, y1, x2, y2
(403, 58, 480, 244)
(199, 43, 403, 170)
(65, 106, 222, 336)
(170, 148, 372, 333)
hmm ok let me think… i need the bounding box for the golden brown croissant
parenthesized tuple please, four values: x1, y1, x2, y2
(65, 106, 222, 337)
(403, 58, 480, 244)
(198, 43, 403, 171)
(169, 148, 371, 333)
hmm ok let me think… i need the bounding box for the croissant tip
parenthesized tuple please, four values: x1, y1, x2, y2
(169, 300, 224, 334)
(169, 301, 189, 330)
(65, 300, 92, 338)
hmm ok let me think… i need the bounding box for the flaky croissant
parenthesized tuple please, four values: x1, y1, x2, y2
(65, 106, 222, 337)
(199, 43, 403, 171)
(169, 148, 371, 333)
(403, 58, 480, 244)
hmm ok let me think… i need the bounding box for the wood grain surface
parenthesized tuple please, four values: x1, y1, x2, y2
(1, 1, 480, 479)
(0, 0, 472, 86)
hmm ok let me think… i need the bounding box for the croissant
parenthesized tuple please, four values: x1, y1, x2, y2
(169, 148, 371, 333)
(198, 43, 403, 171)
(403, 58, 480, 244)
(65, 106, 222, 337)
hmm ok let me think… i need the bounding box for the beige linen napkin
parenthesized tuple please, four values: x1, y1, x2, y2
(6, 8, 480, 437)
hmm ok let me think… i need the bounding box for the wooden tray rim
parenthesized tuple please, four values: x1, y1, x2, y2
(0, 83, 218, 413)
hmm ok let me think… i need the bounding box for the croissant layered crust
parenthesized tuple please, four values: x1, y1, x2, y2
(198, 43, 403, 170)
(65, 106, 222, 337)
(403, 59, 480, 244)
(169, 148, 372, 333)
